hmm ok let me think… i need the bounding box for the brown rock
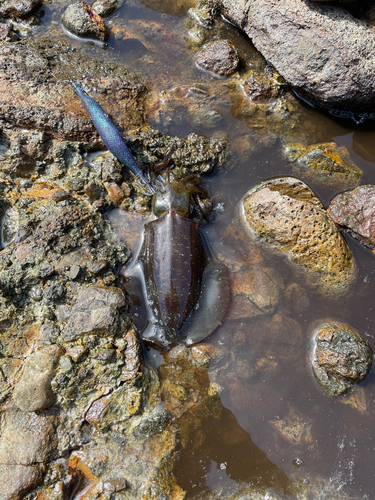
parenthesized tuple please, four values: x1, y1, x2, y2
(328, 185, 375, 251)
(241, 177, 357, 296)
(0, 411, 57, 465)
(13, 345, 63, 411)
(0, 38, 148, 141)
(107, 183, 125, 205)
(0, 464, 43, 500)
(195, 40, 240, 77)
(63, 286, 126, 341)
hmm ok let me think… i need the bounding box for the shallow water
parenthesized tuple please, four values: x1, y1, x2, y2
(33, 1, 375, 497)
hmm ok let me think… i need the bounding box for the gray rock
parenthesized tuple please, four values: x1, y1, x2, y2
(0, 411, 57, 465)
(0, 0, 42, 19)
(63, 286, 126, 341)
(62, 1, 110, 42)
(217, 0, 375, 114)
(13, 345, 63, 411)
(195, 39, 240, 77)
(312, 321, 373, 395)
(0, 464, 43, 500)
(91, 0, 122, 17)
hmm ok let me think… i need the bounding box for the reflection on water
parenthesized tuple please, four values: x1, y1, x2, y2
(34, 0, 375, 497)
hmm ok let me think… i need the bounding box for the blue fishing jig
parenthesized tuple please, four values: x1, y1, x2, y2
(52, 72, 155, 193)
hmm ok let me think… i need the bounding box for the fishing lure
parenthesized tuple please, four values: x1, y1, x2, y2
(51, 73, 155, 193)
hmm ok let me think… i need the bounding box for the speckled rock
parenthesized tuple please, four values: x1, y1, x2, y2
(217, 0, 375, 115)
(62, 1, 110, 42)
(0, 465, 43, 500)
(0, 0, 42, 19)
(241, 177, 357, 296)
(13, 345, 63, 411)
(328, 185, 375, 251)
(284, 142, 362, 189)
(63, 286, 126, 341)
(312, 321, 373, 396)
(91, 0, 121, 16)
(195, 40, 240, 77)
(0, 411, 57, 465)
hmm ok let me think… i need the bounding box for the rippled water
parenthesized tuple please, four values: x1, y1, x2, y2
(33, 0, 375, 497)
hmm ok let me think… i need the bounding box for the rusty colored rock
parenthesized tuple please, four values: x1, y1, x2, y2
(242, 72, 281, 102)
(284, 142, 362, 189)
(13, 345, 63, 411)
(107, 183, 125, 205)
(241, 177, 357, 296)
(328, 185, 375, 251)
(195, 40, 240, 77)
(312, 321, 373, 396)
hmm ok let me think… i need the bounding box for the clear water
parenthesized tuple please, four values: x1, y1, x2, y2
(32, 1, 375, 497)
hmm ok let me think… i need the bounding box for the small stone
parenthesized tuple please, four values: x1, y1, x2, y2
(63, 286, 126, 341)
(39, 265, 55, 278)
(44, 283, 66, 302)
(284, 283, 310, 313)
(30, 286, 43, 301)
(312, 321, 373, 396)
(91, 0, 121, 17)
(328, 185, 375, 251)
(13, 345, 64, 411)
(0, 0, 42, 19)
(107, 183, 125, 205)
(38, 321, 60, 345)
(195, 40, 240, 77)
(84, 182, 102, 200)
(0, 23, 14, 42)
(51, 189, 70, 202)
(242, 73, 280, 102)
(55, 304, 71, 323)
(62, 1, 110, 42)
(87, 260, 108, 276)
(191, 344, 226, 369)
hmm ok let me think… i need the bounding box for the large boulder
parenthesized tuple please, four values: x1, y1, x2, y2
(217, 0, 375, 115)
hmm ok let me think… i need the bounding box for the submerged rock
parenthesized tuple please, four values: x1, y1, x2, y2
(312, 321, 373, 396)
(216, 0, 375, 115)
(241, 177, 356, 296)
(284, 142, 362, 189)
(195, 39, 240, 77)
(62, 1, 110, 42)
(328, 185, 375, 251)
(91, 0, 121, 17)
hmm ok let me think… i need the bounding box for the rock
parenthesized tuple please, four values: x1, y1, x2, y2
(0, 22, 15, 41)
(241, 177, 356, 296)
(13, 345, 63, 411)
(62, 1, 110, 42)
(269, 407, 315, 448)
(0, 464, 43, 500)
(91, 0, 121, 17)
(195, 40, 240, 77)
(241, 72, 282, 102)
(0, 0, 42, 19)
(328, 185, 375, 251)
(229, 265, 283, 319)
(63, 286, 126, 341)
(283, 283, 310, 313)
(107, 183, 125, 205)
(0, 38, 148, 141)
(0, 411, 57, 465)
(284, 142, 362, 189)
(217, 0, 375, 115)
(312, 321, 373, 396)
(43, 283, 66, 303)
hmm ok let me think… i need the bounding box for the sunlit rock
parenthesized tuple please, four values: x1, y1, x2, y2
(241, 177, 357, 296)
